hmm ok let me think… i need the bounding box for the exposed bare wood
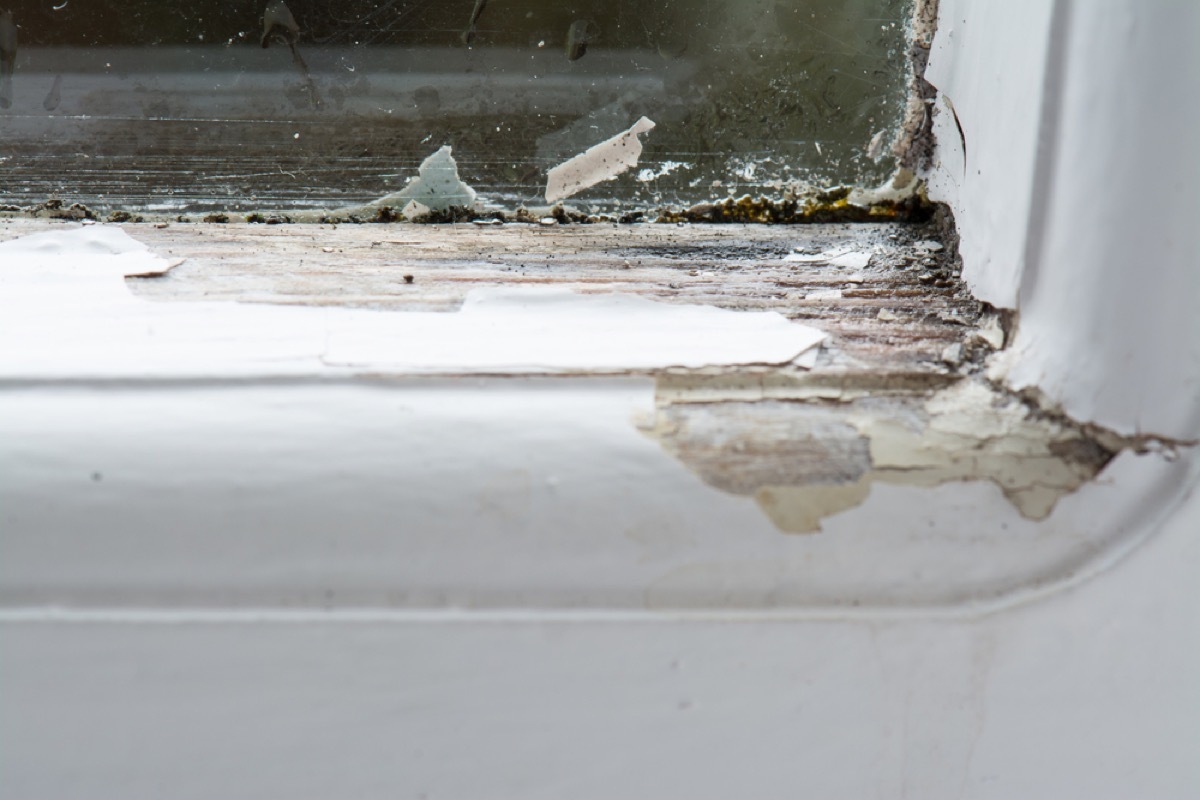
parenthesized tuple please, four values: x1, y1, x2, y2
(0, 219, 985, 373)
(1, 217, 1146, 532)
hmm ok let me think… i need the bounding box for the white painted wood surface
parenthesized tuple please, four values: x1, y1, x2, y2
(3, 480, 1198, 799)
(1, 223, 1181, 611)
(2, 2, 1198, 797)
(928, 0, 1200, 440)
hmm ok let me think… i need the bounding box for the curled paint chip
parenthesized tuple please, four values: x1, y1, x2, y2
(545, 117, 656, 204)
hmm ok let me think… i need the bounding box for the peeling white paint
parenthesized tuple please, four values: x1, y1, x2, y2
(845, 170, 920, 207)
(326, 287, 826, 372)
(0, 226, 825, 379)
(866, 129, 888, 162)
(3, 3, 1199, 796)
(545, 116, 655, 204)
(2, 372, 1195, 613)
(851, 380, 1112, 520)
(3, 224, 1190, 613)
(785, 249, 873, 269)
(636, 160, 688, 183)
(351, 145, 477, 215)
(648, 377, 1145, 536)
(974, 313, 1006, 350)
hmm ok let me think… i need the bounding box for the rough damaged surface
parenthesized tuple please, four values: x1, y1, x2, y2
(647, 378, 1136, 532)
(894, 0, 940, 175)
(0, 215, 1160, 532)
(34, 219, 986, 370)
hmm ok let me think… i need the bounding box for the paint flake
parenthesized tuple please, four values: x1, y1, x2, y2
(0, 226, 827, 378)
(348, 146, 476, 215)
(785, 249, 873, 269)
(545, 117, 656, 204)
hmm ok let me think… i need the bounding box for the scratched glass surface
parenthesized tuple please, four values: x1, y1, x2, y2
(0, 0, 913, 213)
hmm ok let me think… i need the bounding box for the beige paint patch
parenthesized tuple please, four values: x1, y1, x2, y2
(647, 376, 1139, 533)
(755, 479, 873, 534)
(851, 380, 1111, 519)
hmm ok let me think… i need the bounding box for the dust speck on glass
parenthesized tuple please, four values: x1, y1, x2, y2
(0, 0, 914, 214)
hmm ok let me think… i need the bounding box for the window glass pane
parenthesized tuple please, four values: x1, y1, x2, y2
(0, 0, 914, 214)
